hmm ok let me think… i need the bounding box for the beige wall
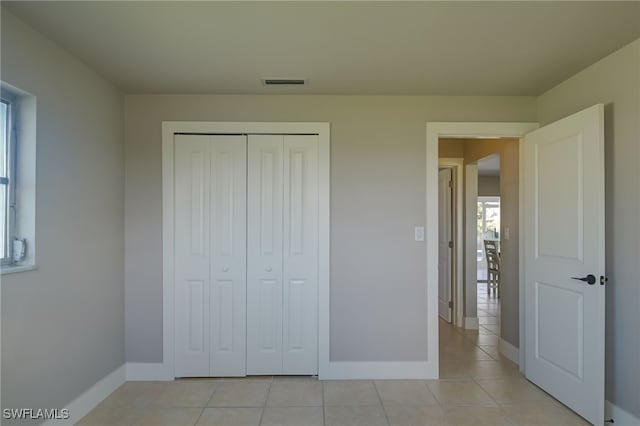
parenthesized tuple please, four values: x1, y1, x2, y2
(125, 95, 536, 363)
(438, 138, 465, 158)
(1, 9, 125, 423)
(537, 39, 640, 419)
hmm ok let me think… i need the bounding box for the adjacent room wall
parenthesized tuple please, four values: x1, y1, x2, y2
(537, 39, 640, 419)
(1, 9, 125, 424)
(478, 176, 500, 197)
(125, 95, 536, 363)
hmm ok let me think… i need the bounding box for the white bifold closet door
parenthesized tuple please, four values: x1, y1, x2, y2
(174, 133, 318, 378)
(247, 135, 319, 375)
(174, 135, 247, 378)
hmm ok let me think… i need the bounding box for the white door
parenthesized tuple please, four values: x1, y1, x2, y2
(174, 135, 247, 377)
(247, 135, 319, 375)
(282, 136, 318, 374)
(247, 135, 284, 375)
(438, 168, 453, 322)
(523, 104, 605, 425)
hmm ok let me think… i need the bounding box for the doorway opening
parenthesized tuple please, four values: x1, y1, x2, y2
(437, 137, 518, 360)
(476, 154, 501, 336)
(429, 110, 605, 425)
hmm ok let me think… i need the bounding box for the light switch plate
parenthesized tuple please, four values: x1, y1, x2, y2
(414, 226, 425, 241)
(504, 227, 510, 240)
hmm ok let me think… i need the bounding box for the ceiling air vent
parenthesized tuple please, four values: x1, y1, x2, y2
(262, 78, 306, 86)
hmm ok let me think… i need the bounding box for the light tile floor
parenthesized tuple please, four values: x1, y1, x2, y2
(79, 285, 588, 425)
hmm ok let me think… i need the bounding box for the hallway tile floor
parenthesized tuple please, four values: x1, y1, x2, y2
(78, 287, 588, 425)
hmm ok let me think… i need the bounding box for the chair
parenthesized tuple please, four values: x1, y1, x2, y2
(484, 240, 501, 297)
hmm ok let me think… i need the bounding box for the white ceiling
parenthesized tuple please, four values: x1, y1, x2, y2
(4, 1, 640, 95)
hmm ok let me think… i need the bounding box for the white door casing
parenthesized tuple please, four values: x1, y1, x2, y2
(174, 135, 247, 378)
(523, 104, 605, 425)
(247, 135, 285, 375)
(438, 168, 453, 323)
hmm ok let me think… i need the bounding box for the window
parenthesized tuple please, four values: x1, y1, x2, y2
(0, 97, 13, 265)
(477, 196, 500, 281)
(1, 83, 36, 272)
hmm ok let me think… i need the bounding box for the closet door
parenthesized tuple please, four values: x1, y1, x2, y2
(283, 136, 319, 374)
(247, 135, 284, 374)
(209, 137, 247, 376)
(174, 135, 212, 377)
(174, 135, 247, 378)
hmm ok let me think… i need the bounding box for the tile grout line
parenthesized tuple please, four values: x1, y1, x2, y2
(321, 381, 326, 426)
(191, 407, 206, 426)
(372, 381, 392, 426)
(257, 376, 273, 426)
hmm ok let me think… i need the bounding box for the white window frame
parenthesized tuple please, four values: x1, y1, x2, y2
(1, 82, 37, 275)
(0, 93, 17, 266)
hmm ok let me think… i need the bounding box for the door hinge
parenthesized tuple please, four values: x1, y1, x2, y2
(448, 181, 453, 188)
(600, 275, 608, 285)
(448, 301, 453, 309)
(448, 241, 453, 248)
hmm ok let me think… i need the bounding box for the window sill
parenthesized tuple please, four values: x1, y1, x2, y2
(1, 264, 38, 275)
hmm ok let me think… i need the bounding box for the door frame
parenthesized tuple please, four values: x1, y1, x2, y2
(426, 122, 538, 374)
(438, 159, 463, 327)
(161, 121, 330, 379)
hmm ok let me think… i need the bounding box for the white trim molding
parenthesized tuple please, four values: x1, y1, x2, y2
(321, 362, 436, 380)
(464, 317, 479, 330)
(426, 121, 538, 378)
(605, 400, 640, 425)
(162, 122, 330, 380)
(498, 337, 519, 364)
(42, 365, 126, 426)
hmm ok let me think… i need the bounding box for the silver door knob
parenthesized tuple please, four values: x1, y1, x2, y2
(265, 266, 272, 272)
(222, 266, 229, 272)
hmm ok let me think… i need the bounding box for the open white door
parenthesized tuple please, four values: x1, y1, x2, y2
(523, 104, 605, 425)
(438, 168, 453, 322)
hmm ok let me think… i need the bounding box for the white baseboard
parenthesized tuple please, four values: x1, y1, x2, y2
(320, 361, 437, 380)
(498, 338, 519, 364)
(605, 400, 640, 425)
(126, 362, 172, 381)
(43, 364, 126, 426)
(464, 317, 479, 329)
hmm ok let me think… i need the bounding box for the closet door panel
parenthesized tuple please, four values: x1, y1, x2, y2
(247, 135, 284, 375)
(283, 135, 319, 374)
(174, 135, 212, 377)
(209, 136, 247, 377)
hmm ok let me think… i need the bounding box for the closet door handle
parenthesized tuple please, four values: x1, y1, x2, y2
(222, 266, 229, 272)
(265, 266, 272, 272)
